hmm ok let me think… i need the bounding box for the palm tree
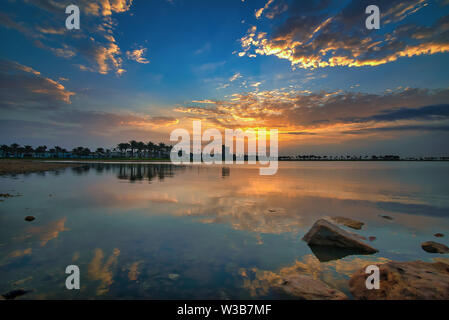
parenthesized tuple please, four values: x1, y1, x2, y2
(96, 148, 105, 157)
(1, 144, 10, 157)
(129, 140, 138, 158)
(117, 143, 130, 157)
(146, 142, 156, 158)
(117, 143, 125, 156)
(136, 141, 146, 158)
(72, 147, 84, 157)
(10, 143, 19, 157)
(82, 148, 91, 157)
(24, 145, 34, 157)
(35, 145, 47, 157)
(54, 146, 62, 157)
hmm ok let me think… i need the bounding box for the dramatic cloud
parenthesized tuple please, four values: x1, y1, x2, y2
(85, 0, 133, 16)
(239, 0, 449, 69)
(78, 40, 125, 75)
(23, 0, 133, 16)
(0, 60, 74, 110)
(0, 1, 136, 75)
(174, 87, 449, 143)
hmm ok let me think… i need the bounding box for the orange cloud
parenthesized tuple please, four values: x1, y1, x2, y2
(239, 1, 449, 69)
(88, 248, 120, 295)
(173, 87, 449, 146)
(126, 48, 150, 64)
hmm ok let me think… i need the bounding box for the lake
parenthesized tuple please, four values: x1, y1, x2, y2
(1, 161, 449, 299)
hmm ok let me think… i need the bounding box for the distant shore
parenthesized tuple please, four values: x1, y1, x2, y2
(1, 157, 448, 175)
(1, 157, 448, 176)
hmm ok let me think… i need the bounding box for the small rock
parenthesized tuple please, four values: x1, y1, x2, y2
(302, 219, 378, 258)
(330, 216, 364, 230)
(2, 289, 31, 300)
(434, 233, 444, 238)
(421, 241, 449, 254)
(0, 193, 14, 198)
(349, 260, 449, 299)
(24, 216, 35, 222)
(369, 236, 376, 241)
(379, 215, 394, 220)
(168, 273, 180, 280)
(277, 274, 347, 300)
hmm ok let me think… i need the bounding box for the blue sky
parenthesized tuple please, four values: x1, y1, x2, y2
(1, 0, 449, 155)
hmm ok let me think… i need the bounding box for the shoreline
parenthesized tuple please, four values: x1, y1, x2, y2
(0, 159, 84, 175)
(1, 158, 448, 175)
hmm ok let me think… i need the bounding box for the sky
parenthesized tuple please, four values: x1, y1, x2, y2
(0, 0, 449, 156)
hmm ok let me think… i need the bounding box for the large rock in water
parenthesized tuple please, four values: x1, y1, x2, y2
(421, 241, 449, 254)
(302, 219, 378, 256)
(276, 274, 347, 300)
(349, 260, 449, 299)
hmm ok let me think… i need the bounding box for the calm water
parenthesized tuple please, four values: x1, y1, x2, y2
(1, 162, 449, 299)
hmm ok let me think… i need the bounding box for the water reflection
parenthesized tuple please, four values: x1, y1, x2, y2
(71, 163, 185, 182)
(0, 162, 448, 299)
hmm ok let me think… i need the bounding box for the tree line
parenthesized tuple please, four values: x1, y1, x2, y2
(0, 140, 173, 158)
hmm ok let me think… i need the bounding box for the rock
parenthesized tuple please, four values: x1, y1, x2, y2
(276, 274, 347, 300)
(369, 236, 376, 242)
(0, 193, 14, 198)
(329, 216, 364, 230)
(1, 289, 31, 300)
(379, 215, 394, 220)
(421, 241, 449, 254)
(168, 273, 180, 280)
(24, 216, 35, 222)
(434, 233, 444, 238)
(302, 219, 378, 258)
(349, 260, 449, 299)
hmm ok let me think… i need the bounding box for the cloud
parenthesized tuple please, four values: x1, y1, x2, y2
(194, 42, 211, 55)
(0, 60, 74, 110)
(0, 111, 178, 148)
(1, 1, 135, 75)
(0, 10, 41, 38)
(126, 47, 150, 64)
(239, 0, 449, 69)
(47, 110, 179, 134)
(229, 72, 242, 82)
(24, 0, 133, 17)
(194, 61, 226, 73)
(255, 0, 275, 19)
(351, 104, 449, 123)
(37, 26, 65, 35)
(150, 116, 179, 126)
(77, 39, 125, 75)
(173, 87, 449, 142)
(88, 248, 120, 295)
(342, 124, 449, 135)
(26, 218, 69, 247)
